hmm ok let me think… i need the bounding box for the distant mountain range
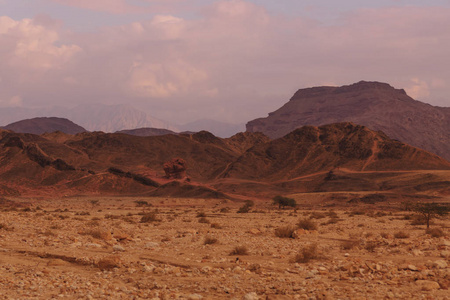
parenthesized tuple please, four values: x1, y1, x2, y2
(0, 104, 173, 133)
(247, 81, 450, 161)
(0, 104, 244, 138)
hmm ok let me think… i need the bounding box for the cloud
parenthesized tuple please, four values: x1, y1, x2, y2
(1, 1, 450, 121)
(0, 16, 81, 70)
(50, 0, 188, 14)
(405, 78, 430, 100)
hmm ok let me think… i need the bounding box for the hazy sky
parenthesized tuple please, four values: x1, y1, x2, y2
(1, 0, 450, 124)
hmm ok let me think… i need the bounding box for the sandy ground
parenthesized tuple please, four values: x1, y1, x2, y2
(0, 196, 449, 299)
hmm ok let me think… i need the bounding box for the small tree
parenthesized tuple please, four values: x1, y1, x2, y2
(273, 196, 297, 209)
(413, 202, 449, 229)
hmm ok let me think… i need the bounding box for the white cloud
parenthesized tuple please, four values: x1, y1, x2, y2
(1, 1, 450, 122)
(405, 78, 430, 100)
(0, 16, 81, 71)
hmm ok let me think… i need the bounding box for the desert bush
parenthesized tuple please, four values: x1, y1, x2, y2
(210, 223, 222, 229)
(196, 211, 206, 218)
(230, 246, 249, 255)
(394, 231, 410, 239)
(237, 200, 254, 213)
(297, 218, 317, 231)
(364, 241, 378, 252)
(274, 226, 296, 238)
(412, 202, 450, 229)
(203, 236, 218, 245)
(140, 211, 160, 223)
(272, 196, 297, 209)
(341, 240, 359, 250)
(292, 243, 320, 263)
(135, 200, 152, 207)
(426, 228, 446, 238)
(198, 217, 210, 224)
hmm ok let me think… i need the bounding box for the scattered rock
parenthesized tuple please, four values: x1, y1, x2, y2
(415, 280, 440, 291)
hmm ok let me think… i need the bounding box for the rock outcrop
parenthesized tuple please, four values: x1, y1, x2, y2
(163, 158, 187, 179)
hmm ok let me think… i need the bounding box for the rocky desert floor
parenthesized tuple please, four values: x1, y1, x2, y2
(0, 196, 449, 299)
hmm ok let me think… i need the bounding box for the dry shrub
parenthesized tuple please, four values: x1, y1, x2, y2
(198, 217, 210, 224)
(80, 227, 112, 241)
(274, 226, 296, 238)
(210, 223, 222, 229)
(203, 236, 218, 245)
(426, 228, 446, 238)
(293, 243, 320, 263)
(297, 218, 317, 231)
(341, 240, 359, 250)
(364, 241, 378, 252)
(196, 212, 206, 218)
(394, 231, 410, 239)
(230, 246, 249, 256)
(140, 211, 159, 223)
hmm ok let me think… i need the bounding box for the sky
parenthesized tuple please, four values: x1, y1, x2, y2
(1, 0, 450, 124)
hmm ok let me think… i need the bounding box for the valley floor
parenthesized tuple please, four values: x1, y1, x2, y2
(0, 197, 449, 299)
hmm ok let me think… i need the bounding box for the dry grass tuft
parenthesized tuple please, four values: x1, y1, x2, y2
(230, 246, 249, 256)
(426, 228, 446, 238)
(274, 226, 296, 238)
(80, 228, 112, 241)
(394, 231, 410, 239)
(292, 243, 321, 263)
(140, 211, 160, 223)
(203, 236, 218, 245)
(210, 223, 222, 229)
(198, 217, 210, 224)
(341, 240, 359, 250)
(297, 218, 317, 231)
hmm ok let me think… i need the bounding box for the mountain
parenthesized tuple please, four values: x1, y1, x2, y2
(2, 117, 86, 135)
(0, 104, 173, 133)
(116, 128, 177, 136)
(179, 119, 245, 138)
(0, 123, 449, 198)
(224, 122, 450, 181)
(246, 81, 450, 160)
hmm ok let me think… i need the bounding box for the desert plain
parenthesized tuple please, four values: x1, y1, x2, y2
(0, 191, 448, 300)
